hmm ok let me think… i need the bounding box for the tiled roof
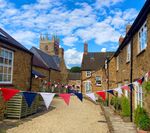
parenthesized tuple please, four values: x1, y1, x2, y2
(30, 47, 60, 71)
(0, 28, 32, 54)
(68, 72, 81, 80)
(81, 52, 114, 71)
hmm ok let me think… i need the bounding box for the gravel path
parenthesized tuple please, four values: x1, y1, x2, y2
(7, 96, 109, 133)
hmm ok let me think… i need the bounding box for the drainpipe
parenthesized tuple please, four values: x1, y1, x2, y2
(130, 38, 133, 122)
(107, 59, 109, 106)
(29, 55, 33, 91)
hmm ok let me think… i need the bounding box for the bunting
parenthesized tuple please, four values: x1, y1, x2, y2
(59, 93, 71, 105)
(40, 93, 55, 109)
(1, 88, 20, 101)
(114, 87, 123, 95)
(107, 90, 114, 95)
(86, 93, 96, 102)
(137, 77, 145, 85)
(128, 84, 134, 91)
(96, 91, 106, 101)
(74, 92, 83, 102)
(122, 85, 130, 92)
(23, 92, 37, 107)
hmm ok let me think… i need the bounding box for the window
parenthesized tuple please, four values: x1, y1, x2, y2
(126, 43, 131, 62)
(84, 81, 91, 93)
(124, 81, 129, 97)
(138, 22, 147, 53)
(135, 85, 143, 108)
(95, 76, 102, 86)
(0, 48, 13, 84)
(86, 71, 91, 77)
(116, 56, 119, 71)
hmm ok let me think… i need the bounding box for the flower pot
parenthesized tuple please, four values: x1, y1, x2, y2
(138, 129, 148, 133)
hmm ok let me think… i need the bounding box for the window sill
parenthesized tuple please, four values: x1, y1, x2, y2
(136, 49, 146, 57)
(0, 83, 14, 87)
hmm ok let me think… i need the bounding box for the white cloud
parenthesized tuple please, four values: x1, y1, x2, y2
(101, 48, 107, 52)
(64, 48, 83, 66)
(11, 30, 37, 47)
(62, 36, 78, 47)
(95, 0, 124, 8)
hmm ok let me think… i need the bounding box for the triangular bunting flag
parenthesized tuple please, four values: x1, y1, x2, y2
(122, 85, 130, 92)
(1, 88, 20, 101)
(40, 93, 55, 109)
(128, 84, 134, 91)
(133, 81, 139, 87)
(54, 84, 58, 88)
(107, 90, 114, 95)
(114, 87, 123, 95)
(59, 93, 71, 105)
(74, 92, 83, 102)
(86, 93, 96, 102)
(96, 91, 106, 101)
(145, 72, 149, 82)
(23, 92, 37, 107)
(137, 77, 144, 85)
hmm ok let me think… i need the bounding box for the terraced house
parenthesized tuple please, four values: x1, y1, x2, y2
(81, 42, 114, 94)
(105, 0, 150, 118)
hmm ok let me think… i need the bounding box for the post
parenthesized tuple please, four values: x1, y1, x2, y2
(130, 38, 133, 122)
(107, 59, 109, 106)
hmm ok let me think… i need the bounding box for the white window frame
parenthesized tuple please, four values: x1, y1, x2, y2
(138, 21, 147, 53)
(135, 85, 143, 108)
(0, 48, 14, 84)
(95, 76, 102, 86)
(116, 56, 119, 71)
(124, 81, 129, 98)
(86, 71, 91, 77)
(84, 81, 92, 93)
(126, 43, 131, 62)
(118, 83, 122, 97)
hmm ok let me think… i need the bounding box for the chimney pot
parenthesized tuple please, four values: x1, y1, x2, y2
(119, 36, 124, 45)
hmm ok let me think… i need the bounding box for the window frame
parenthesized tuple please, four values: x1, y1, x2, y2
(0, 48, 14, 84)
(138, 21, 147, 53)
(95, 76, 102, 86)
(126, 43, 131, 62)
(86, 71, 91, 77)
(116, 56, 119, 71)
(84, 81, 92, 93)
(135, 85, 143, 108)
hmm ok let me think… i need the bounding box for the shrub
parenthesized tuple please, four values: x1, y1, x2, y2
(110, 97, 121, 110)
(134, 106, 150, 131)
(142, 81, 150, 93)
(121, 97, 130, 117)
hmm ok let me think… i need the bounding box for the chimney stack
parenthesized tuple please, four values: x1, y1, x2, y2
(84, 42, 88, 54)
(126, 24, 132, 34)
(119, 35, 124, 45)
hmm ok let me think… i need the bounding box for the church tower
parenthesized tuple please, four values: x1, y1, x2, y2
(40, 34, 60, 56)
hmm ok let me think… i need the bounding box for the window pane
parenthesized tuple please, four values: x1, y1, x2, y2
(3, 67, 7, 74)
(4, 51, 8, 59)
(3, 74, 7, 81)
(8, 59, 12, 65)
(0, 57, 4, 64)
(8, 67, 11, 74)
(4, 59, 9, 65)
(8, 52, 12, 59)
(0, 66, 3, 73)
(0, 74, 3, 81)
(8, 75, 11, 81)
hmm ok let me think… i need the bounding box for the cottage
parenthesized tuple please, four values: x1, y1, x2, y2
(81, 42, 114, 94)
(0, 28, 33, 120)
(30, 47, 60, 92)
(68, 72, 81, 92)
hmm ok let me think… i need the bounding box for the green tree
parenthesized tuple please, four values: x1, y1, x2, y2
(70, 66, 81, 73)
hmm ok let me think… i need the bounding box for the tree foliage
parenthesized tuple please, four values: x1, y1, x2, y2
(70, 66, 81, 73)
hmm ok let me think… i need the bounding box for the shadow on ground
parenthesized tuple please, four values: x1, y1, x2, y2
(0, 105, 56, 133)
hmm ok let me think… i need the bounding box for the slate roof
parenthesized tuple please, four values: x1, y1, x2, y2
(81, 52, 114, 71)
(68, 72, 81, 80)
(0, 28, 32, 54)
(30, 47, 60, 71)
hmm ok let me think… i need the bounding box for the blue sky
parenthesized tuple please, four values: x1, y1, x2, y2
(0, 0, 145, 68)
